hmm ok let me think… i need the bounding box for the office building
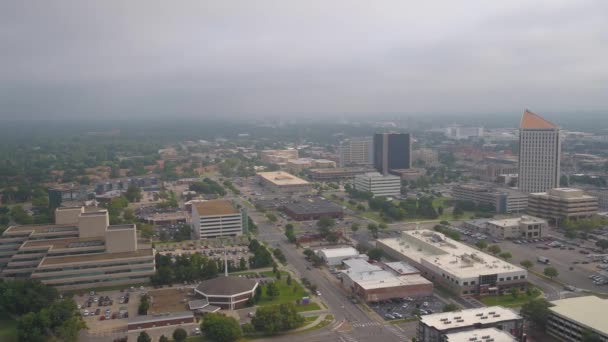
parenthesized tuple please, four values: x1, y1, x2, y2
(317, 247, 361, 266)
(412, 148, 440, 167)
(257, 171, 312, 193)
(259, 149, 299, 164)
(0, 207, 155, 290)
(444, 328, 517, 342)
(417, 306, 523, 342)
(282, 197, 343, 221)
(582, 188, 608, 210)
(374, 133, 411, 175)
(486, 215, 547, 239)
(390, 168, 426, 182)
(307, 167, 371, 181)
(354, 172, 401, 197)
(445, 126, 485, 140)
(452, 184, 528, 214)
(377, 230, 527, 296)
(339, 137, 373, 167)
(192, 200, 243, 239)
(547, 296, 608, 342)
(48, 184, 89, 209)
(518, 110, 561, 193)
(528, 188, 598, 222)
(340, 259, 433, 302)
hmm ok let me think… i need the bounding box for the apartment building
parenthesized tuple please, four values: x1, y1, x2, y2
(0, 207, 155, 291)
(452, 184, 528, 214)
(377, 230, 527, 296)
(518, 110, 561, 193)
(547, 296, 608, 342)
(354, 172, 401, 197)
(192, 200, 243, 239)
(528, 188, 598, 222)
(339, 137, 373, 167)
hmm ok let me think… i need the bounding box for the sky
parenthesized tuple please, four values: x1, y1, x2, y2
(1, 0, 607, 119)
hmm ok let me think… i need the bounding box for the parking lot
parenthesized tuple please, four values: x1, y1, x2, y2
(370, 295, 445, 321)
(76, 287, 145, 334)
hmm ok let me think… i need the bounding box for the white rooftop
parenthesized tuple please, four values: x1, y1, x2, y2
(341, 258, 431, 290)
(549, 296, 608, 335)
(318, 247, 358, 258)
(357, 172, 400, 180)
(378, 230, 526, 279)
(384, 261, 420, 275)
(445, 328, 516, 342)
(488, 215, 545, 227)
(420, 306, 521, 331)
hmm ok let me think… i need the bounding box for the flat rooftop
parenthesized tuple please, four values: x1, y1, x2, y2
(40, 248, 154, 266)
(4, 224, 78, 234)
(283, 198, 343, 215)
(356, 172, 400, 180)
(128, 311, 193, 325)
(257, 171, 309, 186)
(549, 296, 608, 335)
(22, 237, 104, 250)
(378, 230, 525, 279)
(384, 261, 420, 275)
(531, 188, 597, 200)
(308, 167, 370, 174)
(420, 306, 521, 331)
(145, 212, 187, 221)
(342, 259, 431, 290)
(318, 247, 358, 258)
(488, 215, 545, 227)
(445, 327, 516, 342)
(194, 200, 239, 216)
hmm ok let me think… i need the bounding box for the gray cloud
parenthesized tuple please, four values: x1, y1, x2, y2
(1, 0, 607, 119)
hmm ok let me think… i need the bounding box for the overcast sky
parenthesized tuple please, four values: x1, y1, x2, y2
(1, 1, 607, 119)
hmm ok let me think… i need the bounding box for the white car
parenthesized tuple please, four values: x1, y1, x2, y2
(192, 327, 201, 335)
(423, 302, 429, 307)
(316, 291, 322, 296)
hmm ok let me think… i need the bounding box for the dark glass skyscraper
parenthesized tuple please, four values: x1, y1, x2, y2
(373, 133, 411, 175)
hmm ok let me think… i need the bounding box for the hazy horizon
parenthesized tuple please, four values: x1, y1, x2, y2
(1, 1, 607, 119)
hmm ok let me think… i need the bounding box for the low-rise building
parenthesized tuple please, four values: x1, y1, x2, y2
(412, 148, 440, 167)
(317, 247, 361, 266)
(128, 311, 195, 331)
(486, 215, 547, 239)
(260, 149, 299, 163)
(528, 188, 598, 222)
(444, 328, 517, 342)
(0, 206, 155, 290)
(547, 296, 608, 342)
(390, 168, 427, 181)
(192, 200, 243, 239)
(194, 276, 258, 310)
(354, 172, 401, 197)
(340, 259, 433, 302)
(142, 212, 187, 226)
(257, 171, 312, 193)
(307, 167, 371, 181)
(417, 306, 523, 342)
(282, 197, 343, 221)
(377, 230, 527, 296)
(452, 184, 528, 214)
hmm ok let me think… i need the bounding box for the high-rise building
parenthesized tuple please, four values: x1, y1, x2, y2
(518, 110, 561, 193)
(339, 137, 373, 167)
(373, 133, 411, 175)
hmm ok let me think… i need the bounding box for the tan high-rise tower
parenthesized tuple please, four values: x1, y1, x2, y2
(518, 109, 561, 193)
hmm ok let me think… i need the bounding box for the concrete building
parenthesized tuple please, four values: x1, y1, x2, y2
(444, 328, 517, 342)
(374, 133, 412, 175)
(143, 212, 187, 226)
(307, 167, 371, 181)
(340, 258, 433, 302)
(390, 168, 426, 182)
(528, 188, 598, 222)
(412, 148, 440, 167)
(48, 184, 89, 209)
(192, 200, 243, 239)
(260, 149, 299, 164)
(582, 188, 608, 210)
(257, 171, 312, 193)
(0, 206, 155, 290)
(339, 137, 373, 167)
(417, 306, 523, 342)
(282, 197, 343, 221)
(452, 184, 528, 214)
(194, 276, 258, 310)
(354, 172, 401, 197)
(127, 311, 195, 331)
(317, 247, 360, 266)
(472, 161, 519, 183)
(377, 230, 527, 296)
(547, 296, 608, 342)
(518, 110, 561, 193)
(312, 159, 337, 168)
(486, 215, 547, 239)
(445, 126, 485, 140)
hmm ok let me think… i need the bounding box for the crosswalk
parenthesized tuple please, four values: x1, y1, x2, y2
(338, 333, 359, 342)
(351, 321, 382, 328)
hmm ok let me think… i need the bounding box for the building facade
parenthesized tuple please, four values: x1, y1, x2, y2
(452, 184, 528, 214)
(192, 200, 243, 239)
(307, 167, 371, 181)
(518, 110, 561, 193)
(374, 133, 411, 175)
(354, 172, 401, 197)
(339, 137, 373, 167)
(282, 198, 343, 221)
(527, 188, 598, 222)
(547, 296, 608, 342)
(486, 216, 547, 239)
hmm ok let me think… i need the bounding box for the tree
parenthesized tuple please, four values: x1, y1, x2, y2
(595, 239, 608, 252)
(367, 223, 379, 239)
(138, 294, 150, 315)
(487, 245, 501, 255)
(509, 287, 519, 299)
(367, 248, 384, 261)
(442, 303, 459, 312)
(544, 267, 559, 279)
(125, 184, 142, 202)
(159, 335, 169, 342)
(452, 206, 464, 218)
(520, 298, 553, 329)
(378, 222, 388, 230)
(582, 330, 603, 342)
(266, 282, 280, 297)
(137, 331, 152, 342)
(520, 260, 533, 270)
(201, 313, 242, 342)
(475, 240, 487, 250)
(350, 222, 360, 233)
(499, 252, 512, 261)
(266, 213, 277, 223)
(172, 328, 187, 342)
(286, 274, 292, 285)
(251, 304, 304, 334)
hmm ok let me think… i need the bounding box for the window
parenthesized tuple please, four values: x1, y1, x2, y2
(499, 278, 504, 281)
(463, 281, 468, 286)
(506, 277, 511, 281)
(471, 281, 476, 285)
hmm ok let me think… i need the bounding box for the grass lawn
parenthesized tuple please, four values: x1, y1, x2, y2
(432, 196, 450, 208)
(360, 210, 385, 223)
(0, 318, 17, 342)
(257, 277, 310, 307)
(295, 302, 321, 312)
(305, 315, 319, 322)
(480, 288, 542, 308)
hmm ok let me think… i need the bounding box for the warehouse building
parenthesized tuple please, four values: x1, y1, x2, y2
(0, 206, 155, 290)
(377, 230, 527, 296)
(354, 172, 401, 197)
(282, 197, 343, 221)
(528, 188, 598, 222)
(547, 296, 608, 342)
(340, 259, 433, 302)
(317, 247, 361, 266)
(486, 215, 547, 239)
(417, 306, 523, 342)
(257, 171, 312, 193)
(192, 200, 243, 239)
